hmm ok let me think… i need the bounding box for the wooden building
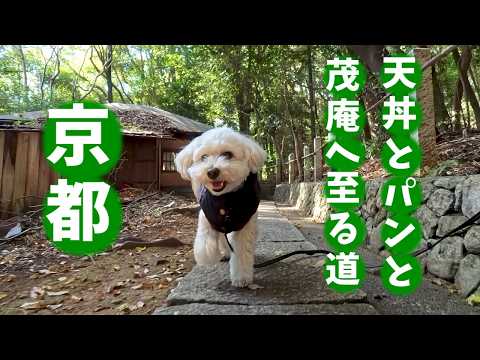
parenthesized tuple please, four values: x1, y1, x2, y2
(0, 103, 211, 218)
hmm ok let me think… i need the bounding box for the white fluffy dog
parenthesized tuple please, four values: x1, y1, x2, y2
(175, 127, 267, 287)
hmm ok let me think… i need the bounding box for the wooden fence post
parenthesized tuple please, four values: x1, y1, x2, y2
(313, 137, 322, 182)
(275, 157, 281, 184)
(414, 47, 438, 175)
(303, 144, 310, 182)
(288, 153, 294, 184)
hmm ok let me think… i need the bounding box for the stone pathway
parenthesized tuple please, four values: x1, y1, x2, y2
(279, 204, 480, 315)
(153, 201, 378, 315)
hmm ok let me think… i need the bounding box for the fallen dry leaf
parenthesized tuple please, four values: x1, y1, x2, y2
(47, 291, 69, 297)
(20, 301, 47, 310)
(64, 277, 76, 285)
(116, 303, 130, 313)
(467, 294, 480, 306)
(71, 295, 83, 303)
(47, 304, 63, 311)
(0, 292, 8, 300)
(38, 269, 57, 275)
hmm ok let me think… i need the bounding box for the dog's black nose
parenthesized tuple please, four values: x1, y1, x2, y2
(207, 168, 220, 179)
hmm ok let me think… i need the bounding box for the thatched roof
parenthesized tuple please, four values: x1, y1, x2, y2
(0, 103, 212, 138)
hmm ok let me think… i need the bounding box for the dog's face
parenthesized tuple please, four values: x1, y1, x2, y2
(175, 127, 267, 196)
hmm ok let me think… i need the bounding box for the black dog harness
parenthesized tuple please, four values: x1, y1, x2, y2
(199, 172, 261, 252)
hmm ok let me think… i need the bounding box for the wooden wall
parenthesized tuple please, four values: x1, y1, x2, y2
(0, 131, 194, 219)
(159, 138, 191, 188)
(114, 137, 191, 190)
(0, 130, 58, 219)
(114, 136, 158, 189)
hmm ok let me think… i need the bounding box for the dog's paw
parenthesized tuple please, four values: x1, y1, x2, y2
(231, 274, 253, 288)
(232, 279, 253, 288)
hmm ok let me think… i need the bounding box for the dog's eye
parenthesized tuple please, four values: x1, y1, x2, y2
(221, 151, 233, 159)
(201, 154, 208, 161)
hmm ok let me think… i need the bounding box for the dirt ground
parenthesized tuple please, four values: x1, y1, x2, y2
(0, 190, 198, 315)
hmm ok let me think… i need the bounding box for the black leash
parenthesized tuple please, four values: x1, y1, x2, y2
(223, 233, 329, 269)
(224, 233, 234, 253)
(221, 209, 480, 270)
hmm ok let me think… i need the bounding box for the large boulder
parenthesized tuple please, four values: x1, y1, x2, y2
(427, 188, 454, 216)
(422, 182, 436, 202)
(433, 176, 464, 190)
(415, 205, 439, 239)
(274, 184, 290, 203)
(426, 236, 464, 280)
(464, 226, 480, 255)
(436, 215, 468, 238)
(455, 254, 480, 297)
(462, 175, 480, 218)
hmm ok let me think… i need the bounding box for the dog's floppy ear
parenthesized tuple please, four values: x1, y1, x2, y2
(244, 136, 267, 174)
(175, 140, 196, 180)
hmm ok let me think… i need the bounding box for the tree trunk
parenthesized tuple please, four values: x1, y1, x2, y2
(469, 66, 480, 96)
(306, 45, 317, 146)
(363, 114, 372, 141)
(17, 45, 28, 106)
(453, 47, 480, 129)
(363, 77, 388, 153)
(106, 45, 113, 103)
(49, 48, 61, 104)
(453, 76, 464, 131)
(291, 125, 303, 181)
(465, 99, 471, 129)
(272, 137, 284, 183)
(347, 45, 385, 74)
(432, 64, 450, 133)
(236, 91, 251, 134)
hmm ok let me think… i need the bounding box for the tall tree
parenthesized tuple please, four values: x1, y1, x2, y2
(306, 45, 318, 145)
(453, 47, 480, 129)
(432, 64, 450, 132)
(17, 45, 28, 105)
(106, 45, 113, 103)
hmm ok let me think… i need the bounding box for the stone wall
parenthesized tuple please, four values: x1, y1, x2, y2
(274, 175, 480, 298)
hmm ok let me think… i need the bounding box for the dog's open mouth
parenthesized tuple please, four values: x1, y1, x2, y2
(210, 180, 226, 192)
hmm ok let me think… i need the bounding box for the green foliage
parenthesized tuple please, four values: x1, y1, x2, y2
(0, 44, 476, 182)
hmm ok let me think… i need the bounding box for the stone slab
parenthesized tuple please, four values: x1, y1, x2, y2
(257, 203, 305, 242)
(153, 303, 379, 315)
(166, 240, 366, 306)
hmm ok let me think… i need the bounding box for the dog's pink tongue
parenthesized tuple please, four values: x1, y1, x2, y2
(212, 181, 224, 189)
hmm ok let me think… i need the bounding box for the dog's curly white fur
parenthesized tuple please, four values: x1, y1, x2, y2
(175, 127, 266, 287)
